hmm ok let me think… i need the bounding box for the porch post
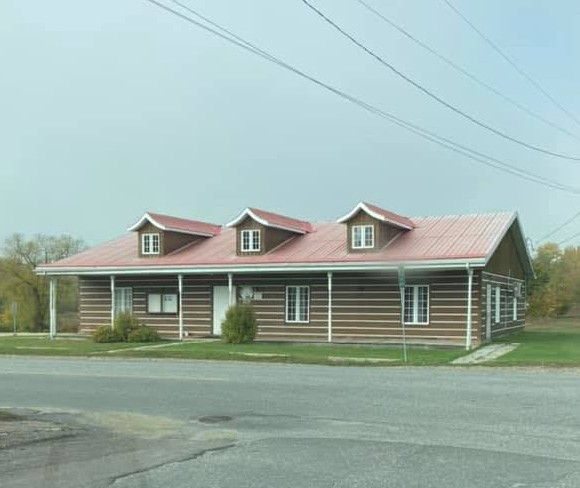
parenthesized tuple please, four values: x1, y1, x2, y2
(465, 266, 474, 350)
(49, 277, 56, 340)
(110, 275, 115, 328)
(327, 272, 333, 343)
(228, 273, 233, 306)
(178, 274, 184, 340)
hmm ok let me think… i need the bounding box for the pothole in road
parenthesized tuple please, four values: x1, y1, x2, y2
(198, 415, 233, 424)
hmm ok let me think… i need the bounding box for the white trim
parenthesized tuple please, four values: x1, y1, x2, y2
(337, 202, 414, 230)
(226, 208, 308, 234)
(141, 233, 160, 255)
(327, 272, 333, 343)
(178, 274, 183, 340)
(127, 212, 216, 237)
(403, 284, 429, 325)
(240, 229, 261, 252)
(285, 285, 310, 323)
(110, 276, 115, 329)
(465, 266, 473, 351)
(352, 224, 375, 249)
(37, 258, 487, 276)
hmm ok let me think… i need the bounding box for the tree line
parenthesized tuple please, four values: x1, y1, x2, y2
(0, 234, 84, 332)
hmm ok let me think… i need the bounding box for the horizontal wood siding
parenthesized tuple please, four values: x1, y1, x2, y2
(479, 272, 526, 341)
(79, 270, 479, 346)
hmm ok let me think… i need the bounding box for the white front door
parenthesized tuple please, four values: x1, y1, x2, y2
(213, 286, 235, 336)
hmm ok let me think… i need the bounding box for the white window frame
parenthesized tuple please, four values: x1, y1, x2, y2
(512, 295, 518, 321)
(285, 285, 310, 323)
(495, 286, 501, 323)
(142, 233, 160, 255)
(352, 225, 374, 249)
(114, 287, 133, 316)
(147, 292, 179, 314)
(403, 285, 429, 325)
(241, 229, 261, 252)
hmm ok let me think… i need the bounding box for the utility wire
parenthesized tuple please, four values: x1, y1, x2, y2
(441, 0, 580, 130)
(143, 0, 580, 195)
(557, 229, 580, 246)
(354, 0, 580, 143)
(301, 0, 580, 162)
(537, 209, 580, 244)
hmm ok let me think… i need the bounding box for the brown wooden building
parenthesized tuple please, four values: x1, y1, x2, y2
(37, 202, 534, 349)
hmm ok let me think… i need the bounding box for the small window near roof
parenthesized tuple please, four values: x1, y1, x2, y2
(142, 233, 160, 255)
(352, 225, 374, 249)
(241, 229, 261, 252)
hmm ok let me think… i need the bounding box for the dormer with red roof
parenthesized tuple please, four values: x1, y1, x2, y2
(226, 207, 314, 256)
(128, 212, 221, 258)
(337, 202, 415, 252)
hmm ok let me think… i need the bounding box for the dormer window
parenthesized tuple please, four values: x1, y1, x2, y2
(142, 233, 160, 255)
(352, 225, 374, 249)
(241, 229, 261, 252)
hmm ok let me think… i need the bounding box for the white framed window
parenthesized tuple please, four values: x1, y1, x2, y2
(352, 225, 374, 249)
(142, 233, 160, 255)
(404, 285, 429, 325)
(512, 295, 518, 321)
(286, 286, 310, 323)
(148, 293, 178, 314)
(114, 287, 133, 316)
(495, 286, 501, 323)
(241, 229, 261, 252)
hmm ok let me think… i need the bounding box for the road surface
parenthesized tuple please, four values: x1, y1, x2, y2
(1, 357, 580, 487)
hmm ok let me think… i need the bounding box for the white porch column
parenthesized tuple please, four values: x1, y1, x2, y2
(110, 275, 116, 329)
(228, 273, 234, 306)
(49, 277, 56, 340)
(465, 266, 474, 350)
(327, 272, 333, 343)
(178, 274, 184, 340)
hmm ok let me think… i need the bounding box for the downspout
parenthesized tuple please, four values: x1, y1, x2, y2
(465, 264, 474, 351)
(227, 273, 233, 306)
(178, 274, 184, 341)
(49, 277, 56, 340)
(110, 275, 115, 329)
(327, 272, 333, 343)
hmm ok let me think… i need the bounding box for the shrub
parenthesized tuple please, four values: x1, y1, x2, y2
(127, 326, 161, 343)
(114, 312, 141, 341)
(221, 303, 257, 344)
(93, 325, 124, 343)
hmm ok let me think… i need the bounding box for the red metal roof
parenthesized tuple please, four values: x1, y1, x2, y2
(128, 212, 221, 237)
(226, 207, 313, 234)
(40, 212, 521, 271)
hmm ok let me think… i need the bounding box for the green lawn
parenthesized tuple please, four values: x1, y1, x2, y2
(492, 318, 580, 366)
(0, 336, 462, 366)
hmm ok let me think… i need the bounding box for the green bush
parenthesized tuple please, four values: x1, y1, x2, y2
(93, 325, 124, 343)
(114, 312, 141, 341)
(221, 303, 257, 344)
(127, 326, 161, 343)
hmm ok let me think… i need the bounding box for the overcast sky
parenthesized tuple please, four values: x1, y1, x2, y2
(1, 0, 579, 249)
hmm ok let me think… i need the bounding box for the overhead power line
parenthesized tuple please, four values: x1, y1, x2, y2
(143, 0, 580, 196)
(441, 0, 580, 130)
(537, 209, 580, 244)
(301, 0, 580, 162)
(557, 229, 580, 247)
(354, 0, 580, 143)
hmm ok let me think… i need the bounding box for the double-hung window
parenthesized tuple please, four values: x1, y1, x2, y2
(114, 287, 133, 316)
(404, 285, 429, 325)
(352, 225, 374, 249)
(286, 286, 310, 323)
(241, 229, 261, 252)
(148, 293, 178, 314)
(142, 233, 160, 255)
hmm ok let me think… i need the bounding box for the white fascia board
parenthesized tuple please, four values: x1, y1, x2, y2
(36, 258, 486, 276)
(225, 208, 306, 234)
(127, 213, 216, 237)
(336, 202, 413, 230)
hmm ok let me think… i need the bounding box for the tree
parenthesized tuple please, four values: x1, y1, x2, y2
(0, 234, 85, 331)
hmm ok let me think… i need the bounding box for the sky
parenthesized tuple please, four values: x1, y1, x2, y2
(1, 0, 579, 250)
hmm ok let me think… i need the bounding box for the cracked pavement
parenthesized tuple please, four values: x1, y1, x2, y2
(2, 357, 580, 487)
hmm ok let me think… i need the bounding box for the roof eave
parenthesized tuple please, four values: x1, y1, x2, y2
(336, 202, 414, 230)
(225, 208, 307, 234)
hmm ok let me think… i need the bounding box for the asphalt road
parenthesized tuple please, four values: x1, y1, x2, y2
(1, 357, 580, 487)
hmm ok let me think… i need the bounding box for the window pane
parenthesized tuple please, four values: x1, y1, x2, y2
(242, 231, 250, 251)
(417, 286, 428, 323)
(404, 286, 414, 323)
(114, 288, 132, 315)
(163, 294, 178, 313)
(353, 227, 362, 248)
(251, 230, 260, 251)
(364, 226, 374, 247)
(298, 287, 309, 322)
(143, 235, 150, 253)
(286, 287, 297, 322)
(148, 294, 162, 313)
(151, 234, 159, 253)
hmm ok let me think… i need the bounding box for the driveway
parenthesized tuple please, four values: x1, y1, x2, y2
(1, 357, 579, 487)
